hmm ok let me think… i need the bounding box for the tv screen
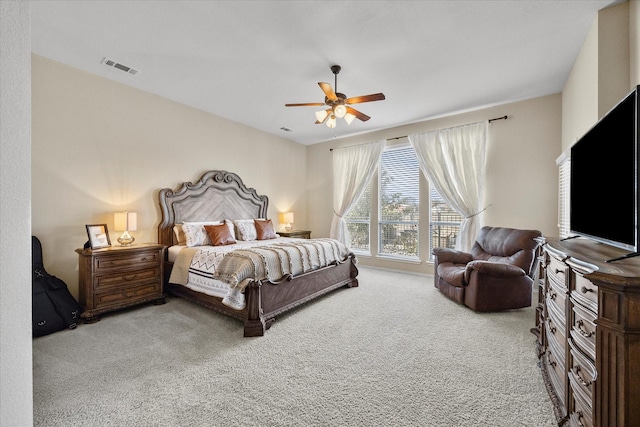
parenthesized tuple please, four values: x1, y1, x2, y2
(570, 86, 638, 253)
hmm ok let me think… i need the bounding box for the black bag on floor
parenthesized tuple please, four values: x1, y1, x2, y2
(32, 236, 82, 337)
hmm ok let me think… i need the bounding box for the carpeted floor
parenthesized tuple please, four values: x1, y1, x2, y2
(33, 267, 556, 426)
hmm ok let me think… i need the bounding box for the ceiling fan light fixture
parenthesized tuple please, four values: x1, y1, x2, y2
(333, 104, 347, 119)
(285, 65, 385, 129)
(344, 112, 356, 125)
(315, 109, 329, 122)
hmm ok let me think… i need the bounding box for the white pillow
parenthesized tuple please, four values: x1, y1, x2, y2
(233, 219, 264, 241)
(182, 221, 235, 247)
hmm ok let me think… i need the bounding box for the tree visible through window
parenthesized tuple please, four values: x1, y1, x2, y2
(345, 184, 371, 252)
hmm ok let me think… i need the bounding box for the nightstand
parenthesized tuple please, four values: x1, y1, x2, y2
(279, 230, 311, 239)
(75, 243, 166, 322)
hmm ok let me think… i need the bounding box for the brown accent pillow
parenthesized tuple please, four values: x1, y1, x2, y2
(255, 219, 277, 240)
(204, 223, 237, 246)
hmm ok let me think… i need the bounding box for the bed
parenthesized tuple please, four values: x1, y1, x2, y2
(158, 170, 359, 337)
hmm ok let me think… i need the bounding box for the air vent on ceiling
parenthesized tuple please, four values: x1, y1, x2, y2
(101, 57, 140, 76)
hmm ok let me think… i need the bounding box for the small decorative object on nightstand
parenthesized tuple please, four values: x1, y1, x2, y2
(75, 243, 165, 323)
(114, 211, 137, 246)
(279, 230, 311, 239)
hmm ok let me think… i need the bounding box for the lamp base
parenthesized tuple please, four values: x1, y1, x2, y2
(117, 231, 135, 246)
(285, 224, 292, 232)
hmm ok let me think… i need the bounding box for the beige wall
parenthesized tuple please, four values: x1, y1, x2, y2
(32, 55, 308, 299)
(633, 1, 640, 85)
(307, 94, 561, 275)
(563, 1, 639, 152)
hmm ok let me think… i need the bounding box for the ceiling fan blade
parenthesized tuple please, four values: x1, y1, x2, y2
(345, 93, 386, 104)
(285, 102, 326, 107)
(346, 107, 370, 122)
(318, 82, 338, 101)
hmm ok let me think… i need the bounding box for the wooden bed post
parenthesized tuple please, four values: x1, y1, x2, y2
(243, 281, 267, 337)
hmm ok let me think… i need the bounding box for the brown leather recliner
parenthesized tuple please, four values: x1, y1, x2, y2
(432, 226, 542, 311)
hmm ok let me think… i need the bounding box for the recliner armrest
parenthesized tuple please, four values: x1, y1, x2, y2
(465, 260, 526, 278)
(432, 248, 473, 265)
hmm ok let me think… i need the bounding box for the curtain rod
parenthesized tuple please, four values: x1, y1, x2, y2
(385, 115, 508, 141)
(330, 115, 508, 149)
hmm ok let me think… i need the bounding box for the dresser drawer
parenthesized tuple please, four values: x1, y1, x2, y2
(572, 273, 598, 312)
(547, 256, 568, 287)
(546, 345, 566, 408)
(94, 250, 160, 272)
(568, 407, 593, 427)
(568, 339, 596, 425)
(547, 277, 567, 326)
(94, 266, 161, 291)
(546, 304, 566, 345)
(570, 299, 596, 360)
(93, 282, 161, 309)
(568, 349, 595, 427)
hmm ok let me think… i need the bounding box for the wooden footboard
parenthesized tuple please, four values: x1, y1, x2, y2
(164, 254, 358, 337)
(243, 253, 358, 337)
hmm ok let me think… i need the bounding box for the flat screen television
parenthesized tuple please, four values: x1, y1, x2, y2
(569, 85, 640, 260)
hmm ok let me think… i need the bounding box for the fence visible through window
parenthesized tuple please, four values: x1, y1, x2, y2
(430, 188, 462, 255)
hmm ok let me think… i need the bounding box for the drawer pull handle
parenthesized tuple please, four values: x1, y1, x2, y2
(546, 318, 556, 334)
(572, 366, 592, 387)
(123, 274, 138, 281)
(581, 286, 595, 294)
(576, 320, 594, 338)
(547, 350, 556, 367)
(554, 268, 564, 275)
(549, 291, 557, 300)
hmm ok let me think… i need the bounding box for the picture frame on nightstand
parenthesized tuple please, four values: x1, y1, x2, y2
(85, 224, 111, 249)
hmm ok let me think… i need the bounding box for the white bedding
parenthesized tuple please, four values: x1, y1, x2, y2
(168, 237, 310, 310)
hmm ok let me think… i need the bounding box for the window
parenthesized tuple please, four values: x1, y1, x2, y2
(378, 145, 419, 258)
(345, 183, 371, 252)
(345, 143, 462, 261)
(557, 151, 570, 239)
(430, 186, 463, 254)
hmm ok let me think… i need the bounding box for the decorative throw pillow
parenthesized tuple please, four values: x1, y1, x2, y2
(233, 219, 260, 241)
(173, 224, 186, 245)
(204, 223, 237, 246)
(255, 219, 277, 240)
(182, 221, 223, 247)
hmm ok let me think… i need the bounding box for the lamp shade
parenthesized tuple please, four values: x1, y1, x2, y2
(281, 212, 294, 224)
(333, 104, 347, 118)
(315, 109, 329, 122)
(114, 211, 137, 232)
(326, 115, 337, 129)
(344, 112, 356, 125)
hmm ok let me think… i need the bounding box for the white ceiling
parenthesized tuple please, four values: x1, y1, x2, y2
(31, 0, 619, 146)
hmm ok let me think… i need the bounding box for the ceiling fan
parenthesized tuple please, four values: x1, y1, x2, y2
(285, 65, 385, 128)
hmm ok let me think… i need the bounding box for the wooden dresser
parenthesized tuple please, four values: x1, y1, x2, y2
(534, 237, 640, 426)
(76, 243, 165, 322)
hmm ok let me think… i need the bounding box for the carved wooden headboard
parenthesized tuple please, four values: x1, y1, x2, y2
(158, 170, 269, 247)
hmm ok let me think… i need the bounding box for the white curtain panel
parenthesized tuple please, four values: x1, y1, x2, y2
(409, 121, 487, 251)
(330, 140, 385, 247)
